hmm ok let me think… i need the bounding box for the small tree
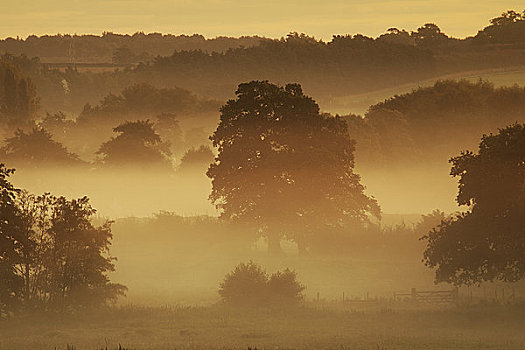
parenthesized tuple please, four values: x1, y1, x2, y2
(219, 261, 268, 306)
(219, 262, 305, 306)
(423, 124, 525, 285)
(96, 120, 172, 170)
(267, 268, 305, 305)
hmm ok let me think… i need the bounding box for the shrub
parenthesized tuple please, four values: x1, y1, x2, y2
(219, 262, 305, 306)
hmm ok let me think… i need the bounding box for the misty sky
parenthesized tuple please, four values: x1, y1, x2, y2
(1, 0, 523, 40)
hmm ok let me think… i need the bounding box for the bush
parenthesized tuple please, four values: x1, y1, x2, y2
(218, 262, 305, 306)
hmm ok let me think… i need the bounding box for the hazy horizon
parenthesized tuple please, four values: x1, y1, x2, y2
(1, 0, 524, 40)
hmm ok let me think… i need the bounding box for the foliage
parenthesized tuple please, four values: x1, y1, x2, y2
(476, 10, 525, 43)
(423, 124, 525, 285)
(208, 81, 379, 255)
(1, 127, 83, 168)
(177, 145, 214, 173)
(77, 83, 220, 127)
(361, 80, 525, 165)
(0, 59, 38, 128)
(0, 165, 126, 314)
(219, 262, 305, 306)
(96, 120, 172, 170)
(0, 165, 23, 316)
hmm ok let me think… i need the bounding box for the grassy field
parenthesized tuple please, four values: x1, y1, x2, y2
(1, 302, 524, 350)
(325, 67, 525, 115)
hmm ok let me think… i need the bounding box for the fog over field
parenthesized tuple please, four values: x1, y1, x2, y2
(1, 4, 525, 350)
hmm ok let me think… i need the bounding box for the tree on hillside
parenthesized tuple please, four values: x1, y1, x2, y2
(411, 23, 452, 48)
(423, 124, 525, 285)
(207, 81, 380, 255)
(96, 120, 172, 170)
(1, 128, 83, 168)
(476, 9, 525, 43)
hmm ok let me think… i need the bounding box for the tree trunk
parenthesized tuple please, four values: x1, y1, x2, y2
(267, 234, 283, 256)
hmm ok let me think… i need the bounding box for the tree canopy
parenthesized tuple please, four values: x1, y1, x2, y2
(0, 166, 126, 315)
(96, 120, 172, 170)
(423, 124, 525, 285)
(1, 127, 83, 168)
(208, 81, 380, 255)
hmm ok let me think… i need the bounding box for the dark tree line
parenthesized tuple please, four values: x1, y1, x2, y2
(346, 80, 525, 167)
(0, 165, 125, 316)
(0, 33, 263, 64)
(2, 11, 525, 115)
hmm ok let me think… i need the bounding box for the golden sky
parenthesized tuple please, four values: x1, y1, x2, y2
(1, 0, 523, 40)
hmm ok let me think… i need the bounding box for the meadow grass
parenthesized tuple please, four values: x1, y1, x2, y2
(1, 302, 524, 350)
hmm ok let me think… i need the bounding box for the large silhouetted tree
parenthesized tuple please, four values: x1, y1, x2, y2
(423, 124, 525, 285)
(207, 81, 380, 255)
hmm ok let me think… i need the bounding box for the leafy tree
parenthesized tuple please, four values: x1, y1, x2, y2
(415, 209, 446, 236)
(0, 61, 38, 128)
(411, 23, 451, 48)
(0, 165, 24, 316)
(266, 268, 305, 305)
(0, 165, 126, 313)
(177, 145, 214, 173)
(219, 261, 268, 306)
(208, 81, 379, 255)
(44, 196, 127, 309)
(423, 124, 525, 285)
(1, 127, 83, 168)
(96, 120, 172, 170)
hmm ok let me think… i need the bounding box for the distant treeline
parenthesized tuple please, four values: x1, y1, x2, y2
(1, 11, 525, 114)
(3, 51, 525, 171)
(345, 80, 525, 166)
(0, 33, 264, 63)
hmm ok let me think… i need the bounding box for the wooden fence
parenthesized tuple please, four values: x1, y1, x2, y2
(393, 288, 458, 303)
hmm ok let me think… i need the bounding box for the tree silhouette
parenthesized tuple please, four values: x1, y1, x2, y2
(0, 165, 24, 316)
(0, 61, 38, 128)
(208, 81, 379, 255)
(1, 175, 126, 313)
(219, 261, 305, 306)
(423, 124, 525, 285)
(96, 120, 172, 170)
(1, 127, 82, 168)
